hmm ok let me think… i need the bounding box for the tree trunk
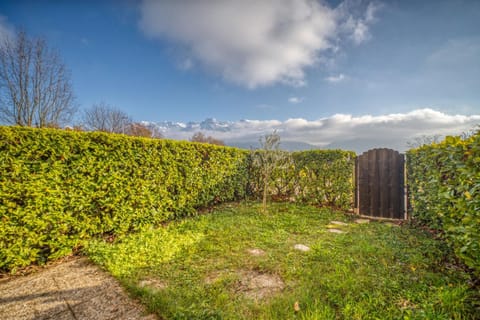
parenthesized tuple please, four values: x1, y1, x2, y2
(262, 172, 269, 213)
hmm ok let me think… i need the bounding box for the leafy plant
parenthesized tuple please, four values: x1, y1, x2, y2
(407, 133, 480, 275)
(0, 126, 249, 272)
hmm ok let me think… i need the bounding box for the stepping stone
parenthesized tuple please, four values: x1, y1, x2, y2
(294, 244, 310, 252)
(248, 248, 266, 256)
(330, 221, 348, 226)
(355, 219, 370, 224)
(328, 228, 345, 234)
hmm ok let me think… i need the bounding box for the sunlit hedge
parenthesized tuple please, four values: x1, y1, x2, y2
(0, 126, 248, 272)
(407, 134, 480, 274)
(248, 150, 355, 209)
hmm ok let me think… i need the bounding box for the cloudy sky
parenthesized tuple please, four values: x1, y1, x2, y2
(1, 0, 479, 152)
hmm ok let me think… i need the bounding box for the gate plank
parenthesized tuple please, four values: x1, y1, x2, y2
(354, 157, 358, 211)
(391, 151, 399, 218)
(359, 152, 370, 215)
(399, 154, 405, 219)
(369, 150, 379, 217)
(379, 149, 389, 218)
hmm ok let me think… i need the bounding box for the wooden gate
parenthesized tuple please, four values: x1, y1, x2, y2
(355, 148, 406, 219)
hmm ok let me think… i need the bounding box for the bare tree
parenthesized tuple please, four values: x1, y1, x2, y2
(406, 134, 443, 149)
(190, 132, 225, 146)
(460, 124, 480, 140)
(83, 104, 163, 138)
(250, 130, 288, 213)
(83, 102, 132, 134)
(127, 122, 162, 138)
(0, 30, 76, 127)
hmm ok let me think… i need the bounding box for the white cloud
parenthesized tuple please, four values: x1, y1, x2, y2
(0, 15, 14, 41)
(139, 0, 379, 88)
(351, 20, 369, 44)
(288, 96, 304, 104)
(365, 2, 381, 22)
(325, 73, 346, 83)
(339, 1, 382, 44)
(155, 109, 480, 153)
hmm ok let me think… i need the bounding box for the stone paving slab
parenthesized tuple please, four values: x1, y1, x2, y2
(0, 257, 157, 320)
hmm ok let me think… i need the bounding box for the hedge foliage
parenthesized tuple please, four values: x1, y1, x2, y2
(248, 150, 355, 209)
(0, 126, 356, 272)
(0, 126, 248, 272)
(407, 133, 480, 275)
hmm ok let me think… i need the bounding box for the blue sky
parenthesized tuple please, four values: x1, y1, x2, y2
(1, 0, 479, 151)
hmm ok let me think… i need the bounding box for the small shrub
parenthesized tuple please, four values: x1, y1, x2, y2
(249, 131, 289, 212)
(248, 149, 355, 210)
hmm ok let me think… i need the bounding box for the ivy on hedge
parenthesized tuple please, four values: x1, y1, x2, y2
(407, 133, 480, 275)
(0, 126, 248, 272)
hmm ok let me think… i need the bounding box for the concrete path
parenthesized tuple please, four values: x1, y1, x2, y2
(0, 257, 157, 320)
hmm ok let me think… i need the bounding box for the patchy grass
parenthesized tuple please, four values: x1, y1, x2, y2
(86, 202, 479, 319)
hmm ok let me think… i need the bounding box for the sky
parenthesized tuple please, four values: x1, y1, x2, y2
(1, 0, 479, 152)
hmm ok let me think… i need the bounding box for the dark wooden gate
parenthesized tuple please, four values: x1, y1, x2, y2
(355, 148, 406, 219)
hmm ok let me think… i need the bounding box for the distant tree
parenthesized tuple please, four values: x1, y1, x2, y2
(190, 132, 225, 146)
(82, 104, 162, 138)
(127, 122, 163, 138)
(146, 124, 164, 139)
(83, 102, 131, 134)
(0, 30, 77, 127)
(406, 134, 442, 149)
(250, 130, 289, 213)
(460, 124, 480, 140)
(64, 125, 84, 132)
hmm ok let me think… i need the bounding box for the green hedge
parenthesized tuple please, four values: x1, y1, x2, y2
(292, 150, 355, 208)
(407, 134, 480, 275)
(248, 150, 355, 209)
(0, 126, 248, 272)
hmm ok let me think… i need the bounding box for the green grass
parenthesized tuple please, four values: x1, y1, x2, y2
(86, 202, 479, 319)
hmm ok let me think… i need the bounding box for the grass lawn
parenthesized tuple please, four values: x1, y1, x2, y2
(86, 202, 479, 319)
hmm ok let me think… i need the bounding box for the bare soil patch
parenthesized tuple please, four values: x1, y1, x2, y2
(204, 271, 226, 285)
(235, 270, 285, 301)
